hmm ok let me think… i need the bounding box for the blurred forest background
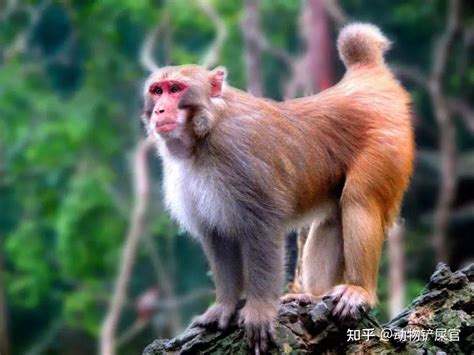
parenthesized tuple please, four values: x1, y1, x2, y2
(1, 0, 474, 354)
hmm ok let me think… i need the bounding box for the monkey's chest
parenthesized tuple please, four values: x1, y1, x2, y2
(162, 160, 240, 237)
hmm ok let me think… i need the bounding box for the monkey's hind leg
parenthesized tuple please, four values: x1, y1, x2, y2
(281, 217, 344, 305)
(330, 187, 384, 320)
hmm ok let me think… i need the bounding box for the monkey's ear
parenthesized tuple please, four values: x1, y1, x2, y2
(209, 67, 226, 97)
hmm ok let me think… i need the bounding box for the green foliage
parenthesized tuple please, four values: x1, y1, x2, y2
(64, 280, 105, 335)
(56, 166, 123, 279)
(5, 221, 53, 308)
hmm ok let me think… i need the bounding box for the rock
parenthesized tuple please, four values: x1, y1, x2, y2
(143, 263, 473, 354)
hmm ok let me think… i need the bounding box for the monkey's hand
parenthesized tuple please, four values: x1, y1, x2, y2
(238, 301, 276, 354)
(191, 303, 236, 330)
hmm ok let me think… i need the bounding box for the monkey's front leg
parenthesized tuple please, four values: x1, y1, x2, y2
(239, 230, 285, 353)
(193, 232, 244, 329)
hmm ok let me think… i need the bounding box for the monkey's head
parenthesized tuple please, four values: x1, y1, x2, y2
(142, 65, 226, 141)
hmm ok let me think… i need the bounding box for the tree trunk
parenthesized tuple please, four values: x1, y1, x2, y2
(307, 0, 333, 92)
(242, 0, 264, 97)
(429, 0, 461, 264)
(143, 263, 473, 354)
(100, 139, 154, 355)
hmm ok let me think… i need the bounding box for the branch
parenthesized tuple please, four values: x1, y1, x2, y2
(25, 318, 63, 355)
(447, 98, 474, 133)
(100, 138, 154, 355)
(116, 288, 213, 348)
(117, 319, 148, 348)
(431, 0, 461, 85)
(253, 0, 349, 71)
(142, 233, 174, 299)
(155, 288, 214, 310)
(252, 1, 341, 99)
(387, 223, 405, 318)
(283, 1, 314, 99)
(252, 30, 294, 67)
(2, 0, 52, 60)
(392, 65, 429, 90)
(198, 0, 228, 69)
(140, 22, 163, 72)
(141, 232, 184, 334)
(429, 0, 461, 263)
(322, 0, 348, 27)
(140, 2, 172, 72)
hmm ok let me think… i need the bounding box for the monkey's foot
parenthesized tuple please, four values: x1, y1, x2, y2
(329, 284, 371, 320)
(286, 280, 303, 293)
(238, 301, 276, 354)
(191, 303, 236, 330)
(280, 293, 320, 305)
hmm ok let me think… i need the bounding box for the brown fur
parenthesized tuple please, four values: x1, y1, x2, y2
(142, 23, 414, 352)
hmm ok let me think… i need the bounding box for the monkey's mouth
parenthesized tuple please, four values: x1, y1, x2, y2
(156, 121, 178, 133)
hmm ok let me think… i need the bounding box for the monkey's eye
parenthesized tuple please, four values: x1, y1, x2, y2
(170, 84, 181, 93)
(152, 86, 163, 95)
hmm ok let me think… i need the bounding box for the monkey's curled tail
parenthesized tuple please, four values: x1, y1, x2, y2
(337, 23, 391, 68)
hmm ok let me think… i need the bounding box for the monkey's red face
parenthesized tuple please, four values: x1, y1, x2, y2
(143, 67, 226, 145)
(147, 80, 189, 135)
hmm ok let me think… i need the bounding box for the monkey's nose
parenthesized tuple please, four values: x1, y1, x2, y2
(155, 109, 165, 114)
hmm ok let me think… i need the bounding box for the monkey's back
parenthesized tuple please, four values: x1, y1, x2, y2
(280, 64, 414, 224)
(206, 65, 413, 226)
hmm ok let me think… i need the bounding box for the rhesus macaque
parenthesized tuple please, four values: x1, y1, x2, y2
(141, 23, 414, 352)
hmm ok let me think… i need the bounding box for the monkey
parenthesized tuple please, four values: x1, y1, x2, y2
(141, 23, 414, 353)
